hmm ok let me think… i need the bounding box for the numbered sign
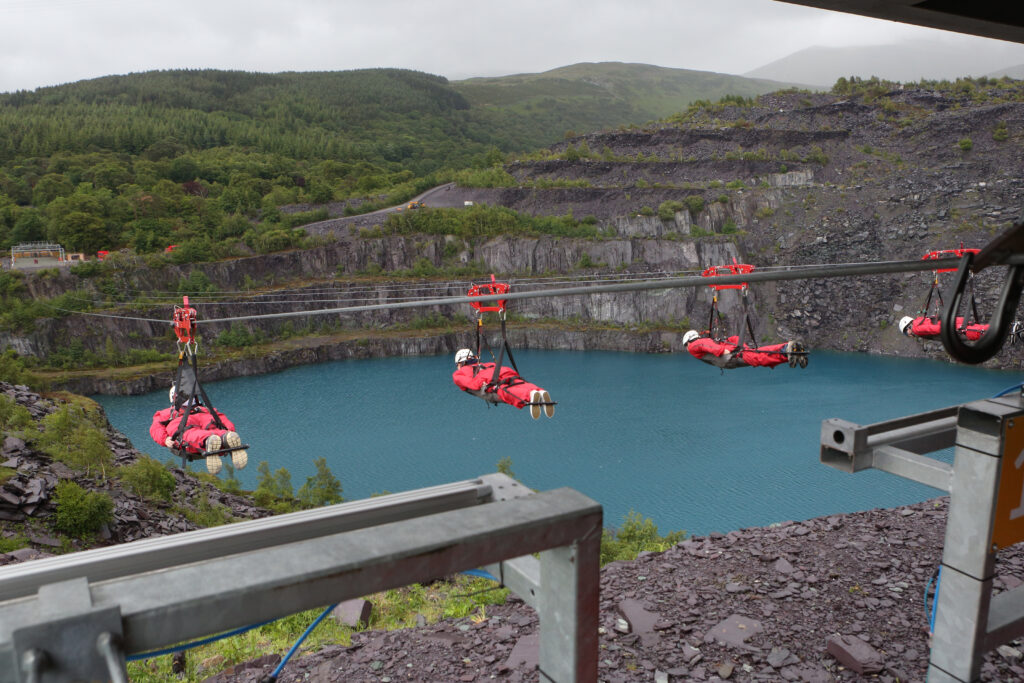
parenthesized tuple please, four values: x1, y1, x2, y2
(993, 418, 1024, 549)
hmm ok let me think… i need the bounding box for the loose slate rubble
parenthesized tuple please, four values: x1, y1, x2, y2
(244, 497, 1024, 683)
(331, 599, 373, 628)
(826, 634, 884, 674)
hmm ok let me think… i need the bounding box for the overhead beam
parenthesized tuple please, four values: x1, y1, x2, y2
(775, 1, 1024, 45)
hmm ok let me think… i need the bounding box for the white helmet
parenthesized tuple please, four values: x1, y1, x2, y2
(682, 330, 700, 346)
(169, 385, 176, 403)
(898, 316, 914, 335)
(455, 348, 476, 364)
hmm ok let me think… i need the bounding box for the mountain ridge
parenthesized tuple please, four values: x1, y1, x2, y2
(744, 38, 1024, 87)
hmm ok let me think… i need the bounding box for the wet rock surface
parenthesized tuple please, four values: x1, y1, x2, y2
(219, 498, 1024, 682)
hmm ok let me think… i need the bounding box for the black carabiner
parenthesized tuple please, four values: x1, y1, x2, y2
(940, 251, 1024, 365)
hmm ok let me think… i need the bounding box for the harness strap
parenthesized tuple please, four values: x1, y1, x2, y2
(734, 291, 750, 350)
(707, 293, 718, 340)
(500, 315, 520, 375)
(191, 351, 227, 430)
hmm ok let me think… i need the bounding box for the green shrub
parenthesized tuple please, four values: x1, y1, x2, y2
(806, 145, 829, 164)
(722, 218, 739, 234)
(215, 323, 263, 348)
(53, 481, 113, 537)
(0, 394, 33, 432)
(577, 252, 606, 269)
(684, 196, 705, 217)
(184, 491, 233, 527)
(600, 511, 685, 565)
(638, 206, 654, 217)
(253, 461, 298, 513)
(958, 137, 974, 151)
(255, 229, 297, 253)
(993, 121, 1009, 142)
(119, 456, 176, 501)
(657, 200, 685, 221)
(297, 457, 344, 508)
(69, 260, 106, 278)
(725, 180, 746, 190)
(177, 270, 215, 295)
(0, 534, 28, 553)
(36, 405, 113, 478)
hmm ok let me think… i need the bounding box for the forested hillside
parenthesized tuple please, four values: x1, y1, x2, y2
(0, 65, 793, 258)
(454, 61, 798, 147)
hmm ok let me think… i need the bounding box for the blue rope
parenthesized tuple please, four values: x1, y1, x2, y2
(929, 566, 942, 634)
(129, 572, 496, 671)
(269, 603, 338, 680)
(993, 382, 1024, 398)
(125, 617, 278, 661)
(461, 568, 498, 581)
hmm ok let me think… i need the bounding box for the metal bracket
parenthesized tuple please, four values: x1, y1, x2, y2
(820, 406, 958, 490)
(941, 223, 1024, 364)
(11, 578, 123, 683)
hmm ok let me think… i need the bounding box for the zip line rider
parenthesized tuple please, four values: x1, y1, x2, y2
(683, 330, 808, 369)
(898, 315, 989, 341)
(687, 262, 808, 370)
(457, 275, 555, 418)
(159, 296, 249, 475)
(453, 348, 555, 419)
(900, 247, 989, 342)
(150, 385, 248, 466)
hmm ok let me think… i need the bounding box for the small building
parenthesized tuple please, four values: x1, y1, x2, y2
(10, 242, 67, 270)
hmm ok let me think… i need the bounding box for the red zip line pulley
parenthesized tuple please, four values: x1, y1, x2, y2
(173, 296, 197, 346)
(701, 263, 755, 291)
(922, 247, 980, 274)
(468, 274, 510, 313)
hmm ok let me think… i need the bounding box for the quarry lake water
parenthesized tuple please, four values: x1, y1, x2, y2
(95, 350, 1021, 537)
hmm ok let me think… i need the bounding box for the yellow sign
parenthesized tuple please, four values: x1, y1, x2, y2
(993, 418, 1024, 549)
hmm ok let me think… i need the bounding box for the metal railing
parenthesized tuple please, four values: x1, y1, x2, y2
(0, 473, 602, 683)
(821, 394, 1024, 682)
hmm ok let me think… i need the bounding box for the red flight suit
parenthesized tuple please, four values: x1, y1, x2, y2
(909, 316, 987, 341)
(687, 335, 789, 368)
(150, 406, 236, 454)
(453, 363, 544, 409)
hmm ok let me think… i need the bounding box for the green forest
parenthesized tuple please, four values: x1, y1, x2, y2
(0, 65, 794, 258)
(0, 69, 499, 257)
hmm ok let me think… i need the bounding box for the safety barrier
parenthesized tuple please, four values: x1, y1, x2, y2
(0, 473, 602, 682)
(821, 394, 1024, 682)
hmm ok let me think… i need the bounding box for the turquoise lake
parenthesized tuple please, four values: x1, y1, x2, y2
(93, 350, 1021, 537)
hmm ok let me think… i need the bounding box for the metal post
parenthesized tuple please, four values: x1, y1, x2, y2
(537, 533, 601, 682)
(821, 396, 1024, 683)
(928, 398, 1024, 682)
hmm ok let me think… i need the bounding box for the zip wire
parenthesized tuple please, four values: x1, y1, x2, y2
(33, 254, 1024, 327)
(198, 256, 1000, 325)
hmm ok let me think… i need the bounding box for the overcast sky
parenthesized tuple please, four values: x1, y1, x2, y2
(3, 0, 1024, 93)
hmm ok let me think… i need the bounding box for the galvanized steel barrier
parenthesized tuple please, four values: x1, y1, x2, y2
(821, 394, 1024, 682)
(0, 473, 602, 682)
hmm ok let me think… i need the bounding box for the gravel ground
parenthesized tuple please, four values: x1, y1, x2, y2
(201, 497, 1024, 682)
